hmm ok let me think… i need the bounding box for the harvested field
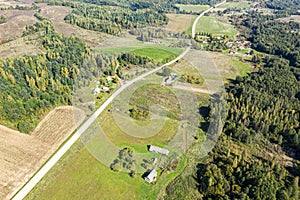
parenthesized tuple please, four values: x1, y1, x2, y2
(0, 9, 37, 40)
(0, 34, 43, 58)
(165, 14, 196, 32)
(39, 5, 108, 47)
(0, 106, 86, 200)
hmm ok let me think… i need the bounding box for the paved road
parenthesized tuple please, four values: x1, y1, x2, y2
(192, 0, 227, 38)
(12, 2, 226, 199)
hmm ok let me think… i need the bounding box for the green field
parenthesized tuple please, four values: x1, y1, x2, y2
(195, 16, 237, 39)
(25, 141, 187, 200)
(175, 4, 210, 13)
(98, 46, 183, 61)
(132, 48, 178, 62)
(219, 1, 250, 9)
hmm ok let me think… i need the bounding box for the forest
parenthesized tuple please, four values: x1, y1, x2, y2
(225, 57, 300, 159)
(264, 0, 300, 13)
(0, 32, 88, 133)
(64, 4, 168, 35)
(249, 20, 300, 67)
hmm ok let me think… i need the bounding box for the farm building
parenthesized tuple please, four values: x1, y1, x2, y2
(149, 145, 169, 155)
(144, 169, 157, 183)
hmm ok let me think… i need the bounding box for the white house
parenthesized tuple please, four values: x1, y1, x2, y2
(102, 86, 110, 92)
(149, 145, 169, 156)
(92, 87, 101, 95)
(144, 169, 157, 183)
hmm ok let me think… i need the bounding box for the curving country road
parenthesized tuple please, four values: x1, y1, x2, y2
(12, 1, 226, 199)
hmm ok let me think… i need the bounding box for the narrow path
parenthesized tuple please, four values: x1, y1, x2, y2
(172, 84, 212, 94)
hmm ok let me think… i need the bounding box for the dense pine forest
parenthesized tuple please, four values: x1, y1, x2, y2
(225, 58, 300, 159)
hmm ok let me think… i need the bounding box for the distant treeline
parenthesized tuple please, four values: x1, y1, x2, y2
(265, 0, 300, 13)
(36, 0, 222, 13)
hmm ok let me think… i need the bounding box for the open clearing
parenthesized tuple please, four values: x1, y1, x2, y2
(175, 4, 210, 13)
(97, 31, 184, 56)
(0, 106, 85, 200)
(208, 52, 252, 79)
(39, 5, 108, 47)
(0, 34, 43, 58)
(0, 9, 37, 40)
(219, 1, 250, 8)
(195, 16, 237, 39)
(165, 14, 196, 32)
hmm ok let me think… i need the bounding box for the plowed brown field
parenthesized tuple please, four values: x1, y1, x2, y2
(0, 106, 85, 200)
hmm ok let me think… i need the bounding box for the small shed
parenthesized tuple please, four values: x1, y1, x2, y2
(144, 169, 157, 183)
(149, 145, 169, 156)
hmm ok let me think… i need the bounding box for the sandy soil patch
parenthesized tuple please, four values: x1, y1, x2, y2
(165, 14, 196, 32)
(0, 106, 86, 200)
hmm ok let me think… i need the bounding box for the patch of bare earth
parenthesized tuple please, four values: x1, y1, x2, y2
(39, 5, 109, 47)
(0, 106, 86, 200)
(0, 9, 37, 40)
(165, 14, 196, 32)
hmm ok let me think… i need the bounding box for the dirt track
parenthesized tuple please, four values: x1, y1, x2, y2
(0, 106, 85, 200)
